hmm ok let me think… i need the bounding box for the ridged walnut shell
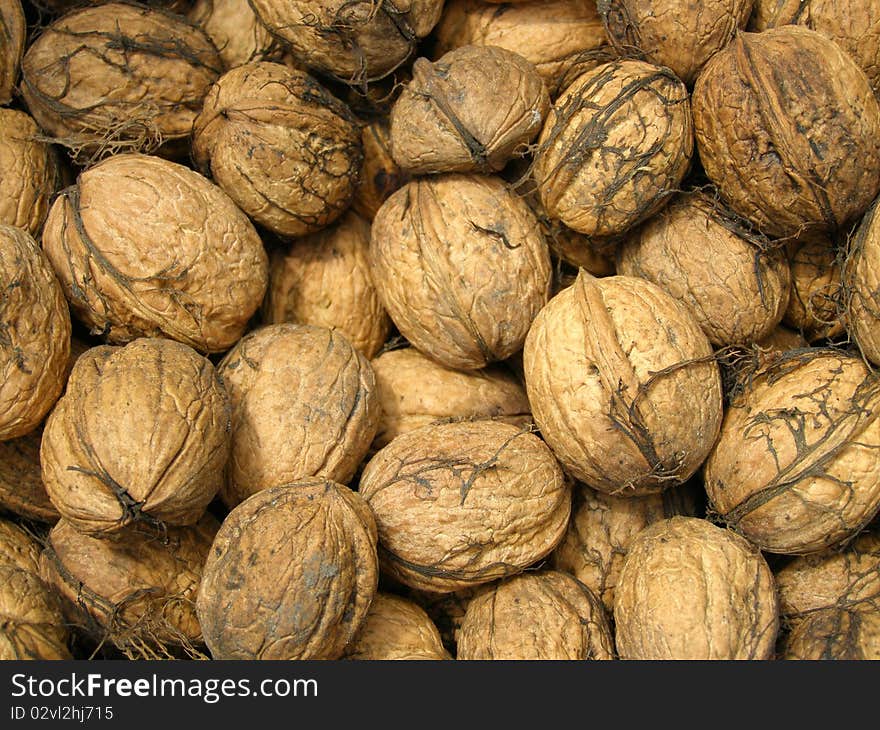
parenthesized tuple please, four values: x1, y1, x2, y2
(353, 119, 410, 221)
(390, 46, 550, 175)
(784, 236, 844, 342)
(371, 347, 531, 449)
(616, 191, 790, 346)
(614, 517, 779, 659)
(370, 174, 552, 370)
(692, 27, 880, 239)
(705, 349, 880, 554)
(20, 3, 222, 161)
(0, 428, 60, 523)
(404, 583, 488, 655)
(187, 0, 280, 70)
(197, 479, 379, 660)
(457, 571, 614, 660)
(262, 213, 391, 359)
(0, 225, 71, 441)
(0, 518, 41, 574)
(844, 197, 880, 365)
(533, 60, 692, 241)
(42, 153, 268, 354)
(360, 420, 571, 593)
(41, 338, 231, 536)
(192, 62, 362, 238)
(524, 272, 722, 496)
(0, 0, 24, 105)
(217, 324, 380, 508)
(0, 565, 71, 660)
(783, 607, 880, 660)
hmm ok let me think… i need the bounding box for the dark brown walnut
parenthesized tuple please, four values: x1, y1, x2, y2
(390, 46, 550, 175)
(552, 482, 699, 613)
(435, 0, 608, 89)
(705, 349, 880, 554)
(248, 0, 444, 84)
(598, 0, 753, 85)
(457, 571, 614, 660)
(616, 191, 790, 347)
(342, 593, 450, 660)
(751, 0, 880, 94)
(353, 119, 410, 221)
(192, 62, 362, 239)
(614, 517, 779, 659)
(0, 109, 58, 236)
(187, 0, 280, 70)
(360, 420, 571, 593)
(41, 516, 217, 657)
(41, 153, 268, 354)
(692, 27, 880, 239)
(217, 324, 380, 508)
(0, 565, 71, 659)
(370, 174, 552, 370)
(0, 225, 71, 442)
(783, 607, 880, 660)
(20, 3, 221, 162)
(844, 197, 880, 366)
(262, 213, 391, 359)
(371, 347, 531, 449)
(533, 60, 692, 242)
(524, 272, 722, 496)
(40, 338, 231, 536)
(784, 236, 844, 342)
(197, 479, 379, 660)
(0, 428, 59, 523)
(0, 0, 25, 105)
(0, 518, 41, 573)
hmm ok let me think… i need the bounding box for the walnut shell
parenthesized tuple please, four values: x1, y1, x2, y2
(353, 119, 410, 221)
(360, 420, 571, 593)
(187, 0, 280, 70)
(614, 516, 779, 659)
(262, 212, 391, 359)
(784, 236, 844, 342)
(457, 571, 614, 660)
(844, 197, 880, 366)
(692, 27, 880, 239)
(544, 223, 616, 277)
(0, 0, 25, 106)
(616, 191, 791, 346)
(405, 583, 488, 655)
(0, 518, 41, 574)
(343, 593, 450, 660)
(705, 349, 880, 554)
(533, 60, 693, 241)
(783, 606, 880, 660)
(370, 174, 552, 370)
(42, 153, 268, 354)
(217, 324, 380, 508)
(197, 479, 379, 660)
(0, 225, 71, 442)
(0, 565, 71, 659)
(390, 46, 550, 175)
(371, 347, 531, 449)
(41, 338, 231, 536)
(524, 272, 723, 496)
(192, 62, 362, 238)
(20, 2, 222, 162)
(0, 428, 59, 522)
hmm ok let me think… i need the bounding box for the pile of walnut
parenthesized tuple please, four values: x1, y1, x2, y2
(3, 0, 880, 661)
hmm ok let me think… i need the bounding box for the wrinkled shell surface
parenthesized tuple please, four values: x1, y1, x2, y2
(197, 479, 379, 660)
(0, 518, 41, 574)
(360, 420, 571, 593)
(262, 213, 390, 359)
(192, 62, 362, 238)
(370, 174, 552, 370)
(705, 350, 880, 554)
(0, 0, 24, 105)
(41, 338, 230, 536)
(0, 565, 71, 660)
(845, 198, 880, 365)
(692, 27, 880, 239)
(533, 60, 692, 241)
(614, 517, 779, 659)
(524, 272, 722, 495)
(217, 324, 380, 508)
(406, 583, 487, 654)
(0, 225, 71, 441)
(188, 0, 279, 70)
(0, 428, 59, 524)
(783, 607, 880, 660)
(457, 571, 614, 660)
(354, 119, 410, 221)
(391, 45, 550, 174)
(784, 236, 844, 342)
(42, 153, 268, 354)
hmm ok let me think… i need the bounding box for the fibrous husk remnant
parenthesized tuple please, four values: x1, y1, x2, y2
(844, 196, 880, 366)
(41, 153, 268, 354)
(370, 174, 552, 370)
(692, 27, 880, 239)
(614, 516, 779, 659)
(20, 2, 222, 163)
(390, 45, 550, 175)
(0, 517, 42, 574)
(784, 235, 844, 342)
(456, 571, 615, 660)
(0, 427, 59, 523)
(0, 564, 71, 659)
(0, 224, 71, 442)
(217, 324, 380, 509)
(40, 338, 231, 537)
(704, 349, 880, 554)
(196, 479, 379, 660)
(0, 0, 25, 105)
(187, 0, 281, 70)
(533, 60, 692, 242)
(359, 420, 571, 593)
(192, 62, 362, 239)
(783, 606, 880, 660)
(524, 271, 723, 496)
